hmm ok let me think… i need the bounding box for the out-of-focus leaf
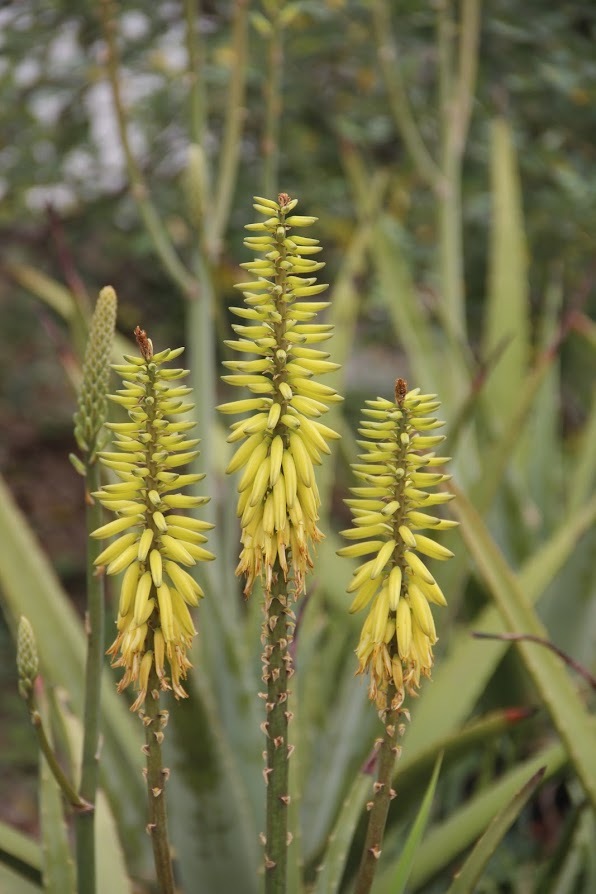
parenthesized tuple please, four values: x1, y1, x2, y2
(5, 262, 76, 320)
(381, 741, 566, 890)
(403, 491, 596, 755)
(533, 801, 594, 894)
(311, 774, 371, 894)
(568, 385, 596, 514)
(483, 117, 530, 432)
(379, 754, 443, 894)
(0, 823, 41, 886)
(446, 766, 546, 894)
(0, 476, 145, 864)
(0, 864, 40, 893)
(57, 690, 133, 894)
(38, 691, 76, 894)
(453, 486, 596, 808)
(166, 676, 260, 894)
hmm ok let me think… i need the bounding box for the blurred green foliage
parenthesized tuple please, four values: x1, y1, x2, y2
(0, 1, 595, 893)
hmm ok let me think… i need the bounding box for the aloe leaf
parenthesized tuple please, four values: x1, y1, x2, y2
(568, 385, 596, 514)
(381, 740, 566, 891)
(38, 694, 76, 894)
(533, 801, 594, 894)
(403, 491, 596, 756)
(483, 117, 530, 432)
(0, 476, 145, 860)
(381, 754, 443, 894)
(0, 823, 41, 886)
(166, 676, 260, 894)
(56, 691, 133, 894)
(311, 774, 371, 894)
(453, 486, 596, 807)
(394, 708, 532, 815)
(299, 537, 378, 861)
(0, 865, 41, 893)
(446, 766, 546, 894)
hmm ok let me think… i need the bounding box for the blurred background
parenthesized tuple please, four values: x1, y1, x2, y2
(0, 1, 595, 892)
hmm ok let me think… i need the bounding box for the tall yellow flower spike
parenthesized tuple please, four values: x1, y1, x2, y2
(339, 379, 457, 712)
(92, 327, 214, 710)
(218, 194, 341, 596)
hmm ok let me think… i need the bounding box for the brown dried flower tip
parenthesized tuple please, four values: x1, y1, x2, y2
(134, 325, 153, 360)
(278, 192, 291, 208)
(395, 377, 408, 404)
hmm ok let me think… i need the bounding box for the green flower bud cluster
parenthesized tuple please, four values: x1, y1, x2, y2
(92, 327, 214, 710)
(218, 194, 342, 596)
(339, 379, 457, 712)
(73, 286, 117, 458)
(17, 616, 39, 701)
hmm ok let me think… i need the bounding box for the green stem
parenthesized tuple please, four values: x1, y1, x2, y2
(263, 564, 293, 894)
(143, 664, 176, 894)
(183, 0, 207, 147)
(436, 0, 480, 344)
(99, 0, 197, 300)
(29, 703, 90, 813)
(209, 0, 250, 261)
(371, 0, 444, 193)
(262, 6, 283, 198)
(354, 699, 401, 894)
(75, 463, 105, 894)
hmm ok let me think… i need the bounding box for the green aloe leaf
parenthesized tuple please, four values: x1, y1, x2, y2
(403, 491, 596, 755)
(483, 117, 530, 434)
(0, 823, 41, 887)
(311, 774, 371, 894)
(381, 754, 444, 894)
(380, 740, 566, 890)
(57, 691, 133, 894)
(446, 766, 546, 894)
(38, 693, 76, 894)
(0, 865, 40, 894)
(453, 486, 596, 808)
(166, 676, 260, 894)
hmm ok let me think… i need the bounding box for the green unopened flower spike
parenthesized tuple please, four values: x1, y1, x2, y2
(73, 286, 117, 459)
(92, 326, 214, 710)
(17, 616, 39, 701)
(218, 193, 342, 596)
(339, 378, 457, 712)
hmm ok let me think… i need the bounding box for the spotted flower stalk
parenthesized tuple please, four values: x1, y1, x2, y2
(92, 327, 213, 709)
(340, 378, 456, 894)
(218, 194, 341, 891)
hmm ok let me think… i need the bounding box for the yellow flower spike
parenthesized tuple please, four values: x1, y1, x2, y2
(91, 326, 213, 709)
(340, 378, 456, 712)
(219, 194, 341, 599)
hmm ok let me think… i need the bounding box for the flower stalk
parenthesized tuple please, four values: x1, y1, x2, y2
(339, 378, 456, 894)
(72, 286, 117, 894)
(219, 194, 341, 890)
(92, 326, 213, 892)
(17, 617, 91, 814)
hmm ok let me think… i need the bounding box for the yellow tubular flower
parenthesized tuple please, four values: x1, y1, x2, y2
(218, 193, 342, 596)
(92, 326, 214, 710)
(339, 378, 457, 712)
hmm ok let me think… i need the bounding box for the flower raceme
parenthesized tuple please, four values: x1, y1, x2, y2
(218, 193, 342, 596)
(339, 379, 457, 711)
(91, 327, 214, 710)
